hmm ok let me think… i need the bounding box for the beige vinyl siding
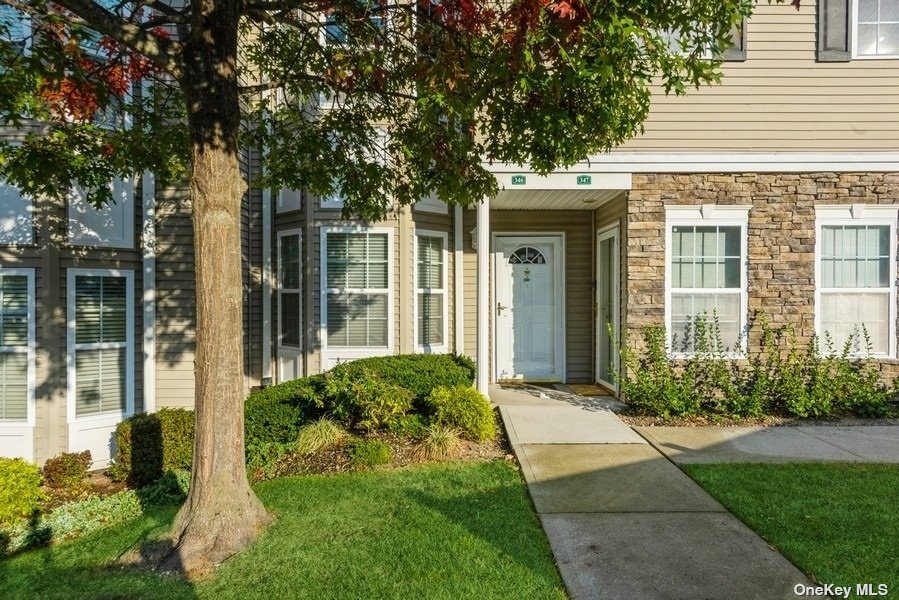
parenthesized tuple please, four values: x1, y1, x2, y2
(154, 181, 196, 409)
(462, 209, 595, 383)
(241, 146, 265, 393)
(619, 1, 899, 151)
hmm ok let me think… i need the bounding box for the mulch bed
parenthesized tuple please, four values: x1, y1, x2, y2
(264, 431, 511, 480)
(41, 470, 128, 510)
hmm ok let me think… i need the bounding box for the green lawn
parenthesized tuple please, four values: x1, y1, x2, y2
(683, 463, 899, 596)
(0, 461, 566, 600)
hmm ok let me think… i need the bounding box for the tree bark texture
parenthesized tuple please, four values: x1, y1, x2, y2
(158, 0, 270, 576)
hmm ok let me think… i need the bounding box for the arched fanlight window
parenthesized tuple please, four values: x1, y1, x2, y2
(508, 246, 546, 265)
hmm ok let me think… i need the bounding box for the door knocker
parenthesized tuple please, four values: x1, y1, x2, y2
(523, 267, 531, 282)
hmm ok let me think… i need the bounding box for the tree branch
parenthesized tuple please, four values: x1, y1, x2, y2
(45, 0, 187, 78)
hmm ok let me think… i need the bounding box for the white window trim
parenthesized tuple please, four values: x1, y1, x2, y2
(66, 268, 135, 424)
(814, 204, 898, 358)
(852, 0, 899, 59)
(277, 228, 303, 351)
(414, 229, 449, 353)
(320, 226, 395, 363)
(0, 268, 35, 428)
(67, 176, 136, 249)
(664, 205, 750, 359)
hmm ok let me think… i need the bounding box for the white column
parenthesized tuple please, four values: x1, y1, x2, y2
(476, 197, 490, 394)
(141, 170, 156, 413)
(453, 204, 464, 355)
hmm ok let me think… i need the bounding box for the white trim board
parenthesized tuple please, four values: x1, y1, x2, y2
(141, 171, 156, 413)
(484, 153, 899, 174)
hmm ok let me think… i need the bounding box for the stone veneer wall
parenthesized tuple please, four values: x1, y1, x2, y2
(625, 172, 899, 377)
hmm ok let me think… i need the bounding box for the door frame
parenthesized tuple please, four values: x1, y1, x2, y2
(491, 232, 566, 383)
(595, 223, 620, 391)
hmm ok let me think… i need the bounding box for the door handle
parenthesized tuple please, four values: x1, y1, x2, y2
(497, 302, 509, 314)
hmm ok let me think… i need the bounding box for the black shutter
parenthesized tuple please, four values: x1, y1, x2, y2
(817, 0, 851, 62)
(723, 18, 747, 61)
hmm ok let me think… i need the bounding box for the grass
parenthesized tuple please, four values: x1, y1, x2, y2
(0, 460, 566, 600)
(683, 463, 899, 596)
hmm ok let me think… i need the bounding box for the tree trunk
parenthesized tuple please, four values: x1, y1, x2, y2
(157, 0, 269, 576)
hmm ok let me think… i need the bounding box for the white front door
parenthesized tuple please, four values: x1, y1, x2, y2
(494, 235, 564, 381)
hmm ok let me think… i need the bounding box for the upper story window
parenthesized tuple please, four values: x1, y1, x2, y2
(816, 205, 897, 356)
(855, 0, 899, 57)
(665, 205, 749, 356)
(0, 270, 33, 424)
(0, 5, 30, 53)
(323, 229, 391, 348)
(0, 179, 33, 245)
(67, 177, 135, 249)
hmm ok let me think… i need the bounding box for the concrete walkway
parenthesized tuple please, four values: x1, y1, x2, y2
(493, 384, 823, 600)
(638, 425, 899, 464)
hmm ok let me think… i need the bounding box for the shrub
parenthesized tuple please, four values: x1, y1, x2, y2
(324, 369, 414, 431)
(295, 418, 347, 455)
(348, 439, 392, 469)
(109, 408, 194, 487)
(414, 424, 461, 460)
(0, 458, 44, 527)
(245, 375, 326, 450)
(387, 413, 428, 438)
(329, 354, 474, 402)
(618, 314, 899, 420)
(0, 469, 189, 556)
(41, 451, 92, 497)
(246, 442, 292, 483)
(426, 385, 496, 442)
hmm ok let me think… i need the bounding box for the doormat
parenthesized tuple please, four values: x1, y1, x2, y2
(568, 384, 612, 397)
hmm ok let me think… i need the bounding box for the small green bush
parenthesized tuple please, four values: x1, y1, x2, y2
(325, 369, 414, 431)
(0, 469, 189, 555)
(41, 451, 92, 496)
(295, 418, 347, 455)
(618, 314, 899, 420)
(426, 385, 496, 442)
(109, 408, 194, 487)
(245, 375, 326, 450)
(329, 354, 475, 402)
(0, 458, 44, 527)
(387, 413, 428, 438)
(414, 424, 461, 460)
(348, 439, 393, 469)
